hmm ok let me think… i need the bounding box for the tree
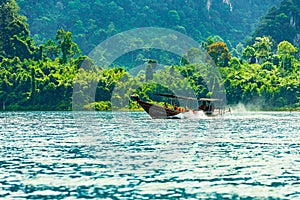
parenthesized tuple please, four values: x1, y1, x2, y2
(74, 56, 94, 70)
(231, 43, 244, 58)
(56, 29, 81, 64)
(229, 57, 241, 70)
(277, 41, 298, 70)
(253, 37, 273, 64)
(277, 41, 298, 57)
(206, 41, 231, 66)
(252, 0, 298, 47)
(242, 46, 256, 64)
(0, 0, 34, 60)
(202, 35, 224, 49)
(43, 39, 59, 60)
(168, 10, 180, 26)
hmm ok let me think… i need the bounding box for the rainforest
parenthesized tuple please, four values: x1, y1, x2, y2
(0, 0, 299, 111)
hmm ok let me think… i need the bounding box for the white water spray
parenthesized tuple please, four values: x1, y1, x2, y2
(175, 110, 211, 119)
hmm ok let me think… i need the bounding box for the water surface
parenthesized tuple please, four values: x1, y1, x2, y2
(0, 111, 299, 199)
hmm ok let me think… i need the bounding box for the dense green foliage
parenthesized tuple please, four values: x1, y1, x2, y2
(0, 0, 40, 60)
(251, 0, 300, 48)
(16, 0, 281, 55)
(1, 38, 299, 111)
(0, 0, 299, 111)
(222, 44, 300, 109)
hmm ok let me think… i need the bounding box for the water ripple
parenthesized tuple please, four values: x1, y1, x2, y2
(0, 111, 299, 199)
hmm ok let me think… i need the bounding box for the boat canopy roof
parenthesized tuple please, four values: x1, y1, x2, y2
(154, 93, 222, 101)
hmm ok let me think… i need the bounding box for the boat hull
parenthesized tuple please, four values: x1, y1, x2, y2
(137, 99, 181, 119)
(131, 95, 230, 119)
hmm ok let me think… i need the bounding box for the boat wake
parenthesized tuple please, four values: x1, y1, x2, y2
(174, 110, 210, 119)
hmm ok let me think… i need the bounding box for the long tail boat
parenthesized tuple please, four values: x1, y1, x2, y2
(131, 94, 230, 119)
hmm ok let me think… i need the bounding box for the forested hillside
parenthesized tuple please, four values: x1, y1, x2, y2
(1, 0, 299, 111)
(252, 0, 300, 48)
(17, 0, 281, 54)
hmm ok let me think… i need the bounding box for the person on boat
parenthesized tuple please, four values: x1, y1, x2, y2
(164, 102, 168, 108)
(206, 101, 212, 112)
(174, 103, 178, 111)
(210, 102, 215, 112)
(199, 101, 207, 111)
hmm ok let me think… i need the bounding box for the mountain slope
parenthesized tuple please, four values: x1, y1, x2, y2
(252, 0, 300, 47)
(16, 0, 281, 54)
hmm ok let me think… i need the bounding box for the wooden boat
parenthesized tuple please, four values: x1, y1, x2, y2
(131, 94, 230, 119)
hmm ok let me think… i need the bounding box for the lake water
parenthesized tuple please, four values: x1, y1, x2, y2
(0, 111, 299, 199)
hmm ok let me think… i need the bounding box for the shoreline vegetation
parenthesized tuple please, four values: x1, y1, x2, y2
(0, 0, 299, 112)
(0, 108, 299, 112)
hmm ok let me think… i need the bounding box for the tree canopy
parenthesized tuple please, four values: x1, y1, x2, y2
(251, 0, 300, 49)
(0, 0, 299, 111)
(16, 0, 281, 55)
(0, 0, 35, 60)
